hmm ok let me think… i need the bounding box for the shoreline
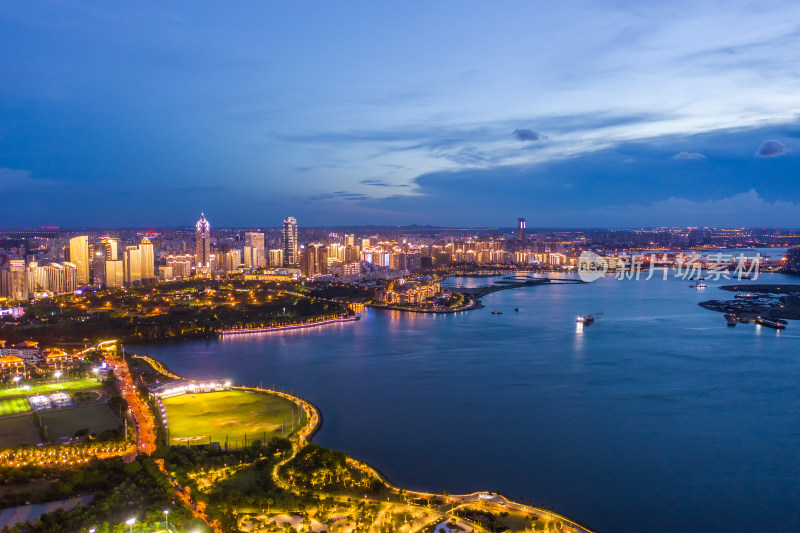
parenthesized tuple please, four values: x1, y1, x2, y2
(141, 354, 596, 533)
(218, 316, 359, 335)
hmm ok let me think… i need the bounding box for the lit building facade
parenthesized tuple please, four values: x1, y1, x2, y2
(123, 246, 142, 285)
(68, 236, 90, 285)
(195, 213, 212, 274)
(283, 216, 298, 267)
(244, 232, 266, 268)
(139, 237, 155, 281)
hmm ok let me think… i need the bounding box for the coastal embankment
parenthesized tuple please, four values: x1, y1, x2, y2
(218, 315, 359, 335)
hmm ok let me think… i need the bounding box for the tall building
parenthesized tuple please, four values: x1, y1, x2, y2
(269, 249, 284, 268)
(344, 234, 356, 247)
(139, 237, 155, 281)
(283, 216, 298, 267)
(195, 213, 212, 273)
(166, 254, 193, 278)
(92, 250, 106, 285)
(0, 260, 27, 301)
(105, 260, 124, 288)
(123, 246, 142, 285)
(244, 232, 266, 268)
(99, 237, 118, 261)
(517, 218, 526, 241)
(63, 262, 78, 293)
(46, 263, 65, 294)
(300, 243, 328, 277)
(69, 236, 90, 285)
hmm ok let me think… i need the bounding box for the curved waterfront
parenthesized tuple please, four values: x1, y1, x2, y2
(135, 272, 800, 533)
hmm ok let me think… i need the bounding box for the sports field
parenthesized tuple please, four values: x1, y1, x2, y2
(0, 398, 30, 416)
(0, 416, 40, 448)
(0, 378, 101, 400)
(39, 404, 122, 441)
(162, 390, 300, 446)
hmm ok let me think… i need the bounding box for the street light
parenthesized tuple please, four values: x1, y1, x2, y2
(126, 518, 135, 533)
(163, 510, 170, 531)
(54, 371, 62, 384)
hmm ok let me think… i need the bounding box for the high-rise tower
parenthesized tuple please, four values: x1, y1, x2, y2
(283, 216, 298, 267)
(139, 237, 155, 280)
(195, 213, 212, 273)
(69, 236, 90, 285)
(517, 218, 526, 241)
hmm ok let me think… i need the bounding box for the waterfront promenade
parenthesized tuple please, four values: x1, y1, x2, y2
(137, 353, 596, 533)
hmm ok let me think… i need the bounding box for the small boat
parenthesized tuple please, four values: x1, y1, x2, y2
(724, 313, 737, 327)
(576, 314, 595, 325)
(514, 307, 519, 312)
(691, 282, 707, 289)
(754, 317, 785, 330)
(734, 293, 756, 299)
(492, 311, 503, 315)
(737, 316, 750, 324)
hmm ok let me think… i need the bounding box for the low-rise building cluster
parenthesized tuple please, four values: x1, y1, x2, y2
(0, 341, 82, 380)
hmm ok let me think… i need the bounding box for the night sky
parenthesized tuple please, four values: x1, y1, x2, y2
(2, 1, 799, 228)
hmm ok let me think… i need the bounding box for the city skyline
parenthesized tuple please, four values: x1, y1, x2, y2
(1, 2, 800, 227)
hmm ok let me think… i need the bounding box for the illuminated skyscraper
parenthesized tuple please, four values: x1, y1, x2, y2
(283, 216, 298, 267)
(195, 213, 212, 273)
(123, 247, 142, 285)
(244, 232, 265, 268)
(105, 260, 124, 288)
(139, 237, 155, 281)
(300, 243, 328, 277)
(269, 249, 284, 268)
(99, 237, 118, 261)
(517, 218, 526, 241)
(0, 260, 27, 301)
(69, 236, 90, 285)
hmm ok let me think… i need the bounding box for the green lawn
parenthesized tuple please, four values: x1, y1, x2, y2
(0, 398, 30, 416)
(162, 390, 300, 446)
(0, 415, 40, 448)
(0, 378, 101, 400)
(39, 404, 122, 441)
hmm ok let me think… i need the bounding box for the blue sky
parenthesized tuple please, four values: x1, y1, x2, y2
(1, 1, 799, 228)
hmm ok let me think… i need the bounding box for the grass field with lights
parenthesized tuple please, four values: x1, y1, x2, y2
(162, 390, 301, 446)
(0, 398, 30, 416)
(39, 404, 122, 441)
(0, 378, 101, 400)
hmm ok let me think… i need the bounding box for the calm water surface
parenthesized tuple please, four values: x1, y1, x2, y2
(136, 272, 800, 533)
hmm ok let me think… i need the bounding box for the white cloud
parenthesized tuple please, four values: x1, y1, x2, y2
(671, 151, 706, 160)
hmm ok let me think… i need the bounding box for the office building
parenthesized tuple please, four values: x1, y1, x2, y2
(283, 216, 298, 267)
(195, 213, 212, 273)
(244, 232, 266, 268)
(124, 246, 142, 285)
(139, 237, 155, 281)
(105, 260, 124, 288)
(300, 243, 328, 277)
(68, 236, 90, 285)
(269, 249, 284, 268)
(99, 237, 118, 260)
(517, 218, 526, 241)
